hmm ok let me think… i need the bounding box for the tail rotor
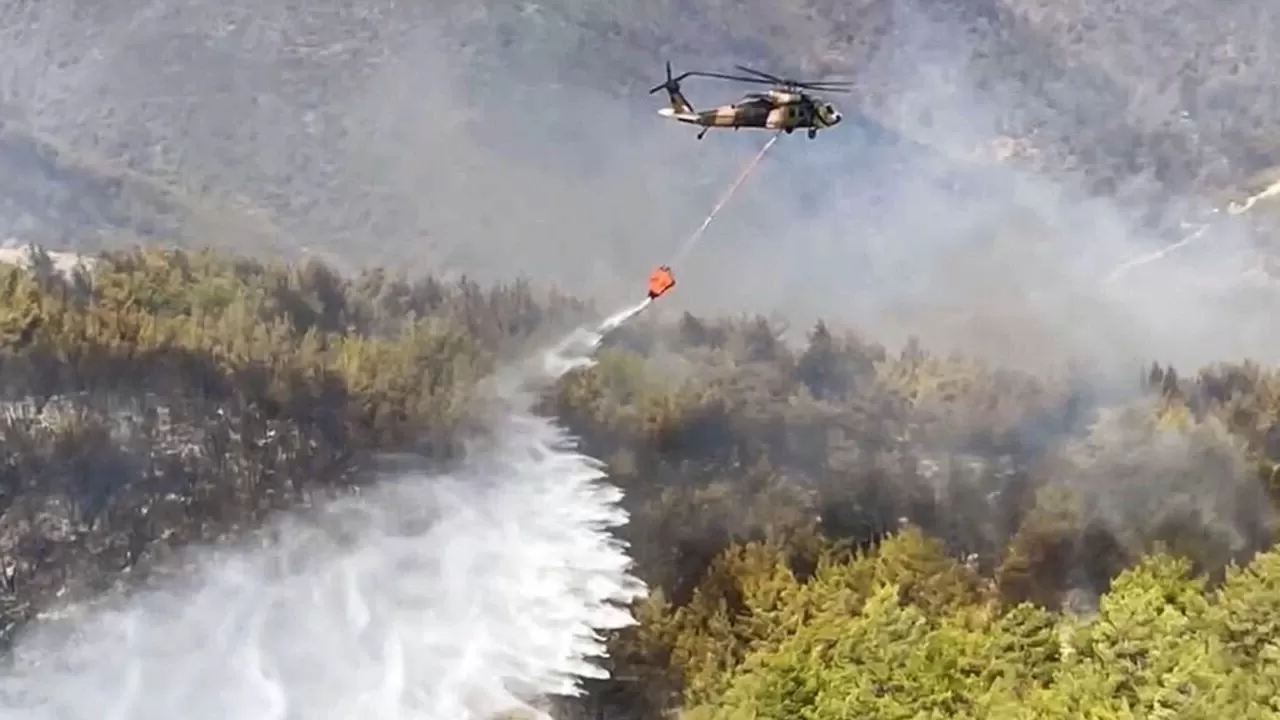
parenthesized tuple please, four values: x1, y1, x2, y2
(648, 61, 682, 96)
(650, 61, 695, 116)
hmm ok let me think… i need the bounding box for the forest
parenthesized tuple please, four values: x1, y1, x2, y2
(1, 245, 1280, 718)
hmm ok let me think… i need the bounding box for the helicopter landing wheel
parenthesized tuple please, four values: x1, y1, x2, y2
(807, 128, 817, 139)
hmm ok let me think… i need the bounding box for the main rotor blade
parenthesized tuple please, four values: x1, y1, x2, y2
(655, 68, 855, 94)
(783, 79, 854, 90)
(733, 64, 852, 90)
(682, 70, 780, 86)
(796, 79, 854, 87)
(733, 65, 786, 84)
(794, 83, 853, 93)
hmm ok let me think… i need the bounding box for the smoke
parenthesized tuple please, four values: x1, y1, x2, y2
(1056, 404, 1272, 565)
(0, 3, 1278, 703)
(5, 0, 1280, 377)
(0, 312, 646, 720)
(3, 0, 1280, 573)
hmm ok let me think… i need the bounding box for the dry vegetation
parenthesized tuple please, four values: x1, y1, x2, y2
(4, 1, 1280, 716)
(5, 0, 1280, 262)
(541, 0, 1280, 199)
(0, 246, 1278, 716)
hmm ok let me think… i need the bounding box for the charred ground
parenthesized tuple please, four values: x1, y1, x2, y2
(0, 247, 1278, 716)
(4, 0, 1280, 716)
(5, 0, 1280, 264)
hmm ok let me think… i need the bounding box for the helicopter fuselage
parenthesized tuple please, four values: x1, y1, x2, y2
(658, 95, 842, 139)
(649, 63, 849, 140)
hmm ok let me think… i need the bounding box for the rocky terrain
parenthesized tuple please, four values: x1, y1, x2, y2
(2, 2, 1280, 717)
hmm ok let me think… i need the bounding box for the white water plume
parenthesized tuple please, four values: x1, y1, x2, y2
(0, 310, 649, 720)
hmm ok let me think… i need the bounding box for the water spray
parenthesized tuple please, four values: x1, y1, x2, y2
(0, 312, 652, 720)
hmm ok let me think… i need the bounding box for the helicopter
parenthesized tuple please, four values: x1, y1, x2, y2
(648, 62, 852, 140)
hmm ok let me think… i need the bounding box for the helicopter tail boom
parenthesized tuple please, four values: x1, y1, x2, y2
(657, 107, 700, 123)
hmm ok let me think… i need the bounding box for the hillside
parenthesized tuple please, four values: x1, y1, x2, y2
(5, 0, 1280, 267)
(5, 2, 1280, 716)
(0, 247, 1278, 717)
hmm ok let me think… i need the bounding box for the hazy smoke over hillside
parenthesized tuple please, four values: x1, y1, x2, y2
(3, 3, 1280, 717)
(2, 0, 1280, 369)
